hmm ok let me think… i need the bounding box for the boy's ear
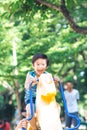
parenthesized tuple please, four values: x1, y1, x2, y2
(32, 63, 34, 67)
(46, 65, 48, 69)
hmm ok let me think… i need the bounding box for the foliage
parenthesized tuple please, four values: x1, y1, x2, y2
(0, 0, 87, 120)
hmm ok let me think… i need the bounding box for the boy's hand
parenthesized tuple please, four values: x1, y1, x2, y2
(25, 73, 38, 89)
(53, 76, 61, 92)
(21, 119, 28, 128)
(53, 76, 60, 86)
(31, 76, 39, 86)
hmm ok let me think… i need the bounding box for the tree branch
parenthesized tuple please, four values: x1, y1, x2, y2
(35, 0, 61, 11)
(0, 80, 14, 93)
(60, 2, 87, 34)
(35, 0, 87, 34)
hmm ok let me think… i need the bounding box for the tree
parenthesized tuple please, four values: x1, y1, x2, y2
(34, 0, 87, 34)
(1, 0, 87, 34)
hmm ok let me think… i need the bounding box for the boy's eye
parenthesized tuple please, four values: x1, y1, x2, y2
(36, 63, 45, 66)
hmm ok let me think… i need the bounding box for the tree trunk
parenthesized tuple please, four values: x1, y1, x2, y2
(15, 79, 22, 120)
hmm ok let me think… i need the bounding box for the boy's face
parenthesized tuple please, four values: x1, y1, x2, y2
(33, 58, 47, 76)
(66, 82, 73, 92)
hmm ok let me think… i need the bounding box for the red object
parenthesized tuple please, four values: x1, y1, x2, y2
(0, 122, 10, 130)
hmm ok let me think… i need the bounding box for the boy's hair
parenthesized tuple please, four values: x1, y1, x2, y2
(65, 80, 74, 87)
(65, 80, 74, 84)
(32, 53, 49, 66)
(65, 80, 73, 83)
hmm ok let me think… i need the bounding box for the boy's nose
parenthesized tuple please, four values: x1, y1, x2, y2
(39, 65, 43, 69)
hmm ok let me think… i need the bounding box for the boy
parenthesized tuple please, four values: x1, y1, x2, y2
(16, 53, 62, 130)
(24, 53, 50, 130)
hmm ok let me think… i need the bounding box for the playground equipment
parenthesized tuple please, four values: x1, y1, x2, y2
(22, 79, 81, 130)
(22, 84, 33, 130)
(36, 73, 62, 130)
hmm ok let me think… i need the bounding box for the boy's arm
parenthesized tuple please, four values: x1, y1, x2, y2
(24, 73, 32, 89)
(24, 73, 38, 89)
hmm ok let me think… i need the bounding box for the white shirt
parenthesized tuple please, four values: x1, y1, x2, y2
(64, 89, 79, 113)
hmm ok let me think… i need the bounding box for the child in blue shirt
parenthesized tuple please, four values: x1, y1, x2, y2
(24, 53, 50, 130)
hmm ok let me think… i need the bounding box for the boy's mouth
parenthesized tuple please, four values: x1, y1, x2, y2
(37, 70, 44, 74)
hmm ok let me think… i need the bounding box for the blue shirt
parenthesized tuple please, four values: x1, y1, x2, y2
(24, 71, 47, 104)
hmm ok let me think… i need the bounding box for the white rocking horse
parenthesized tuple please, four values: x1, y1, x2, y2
(36, 73, 63, 130)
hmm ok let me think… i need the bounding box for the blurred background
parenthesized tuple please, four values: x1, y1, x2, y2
(0, 0, 87, 129)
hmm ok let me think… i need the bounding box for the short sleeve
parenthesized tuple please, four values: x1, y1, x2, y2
(76, 90, 80, 100)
